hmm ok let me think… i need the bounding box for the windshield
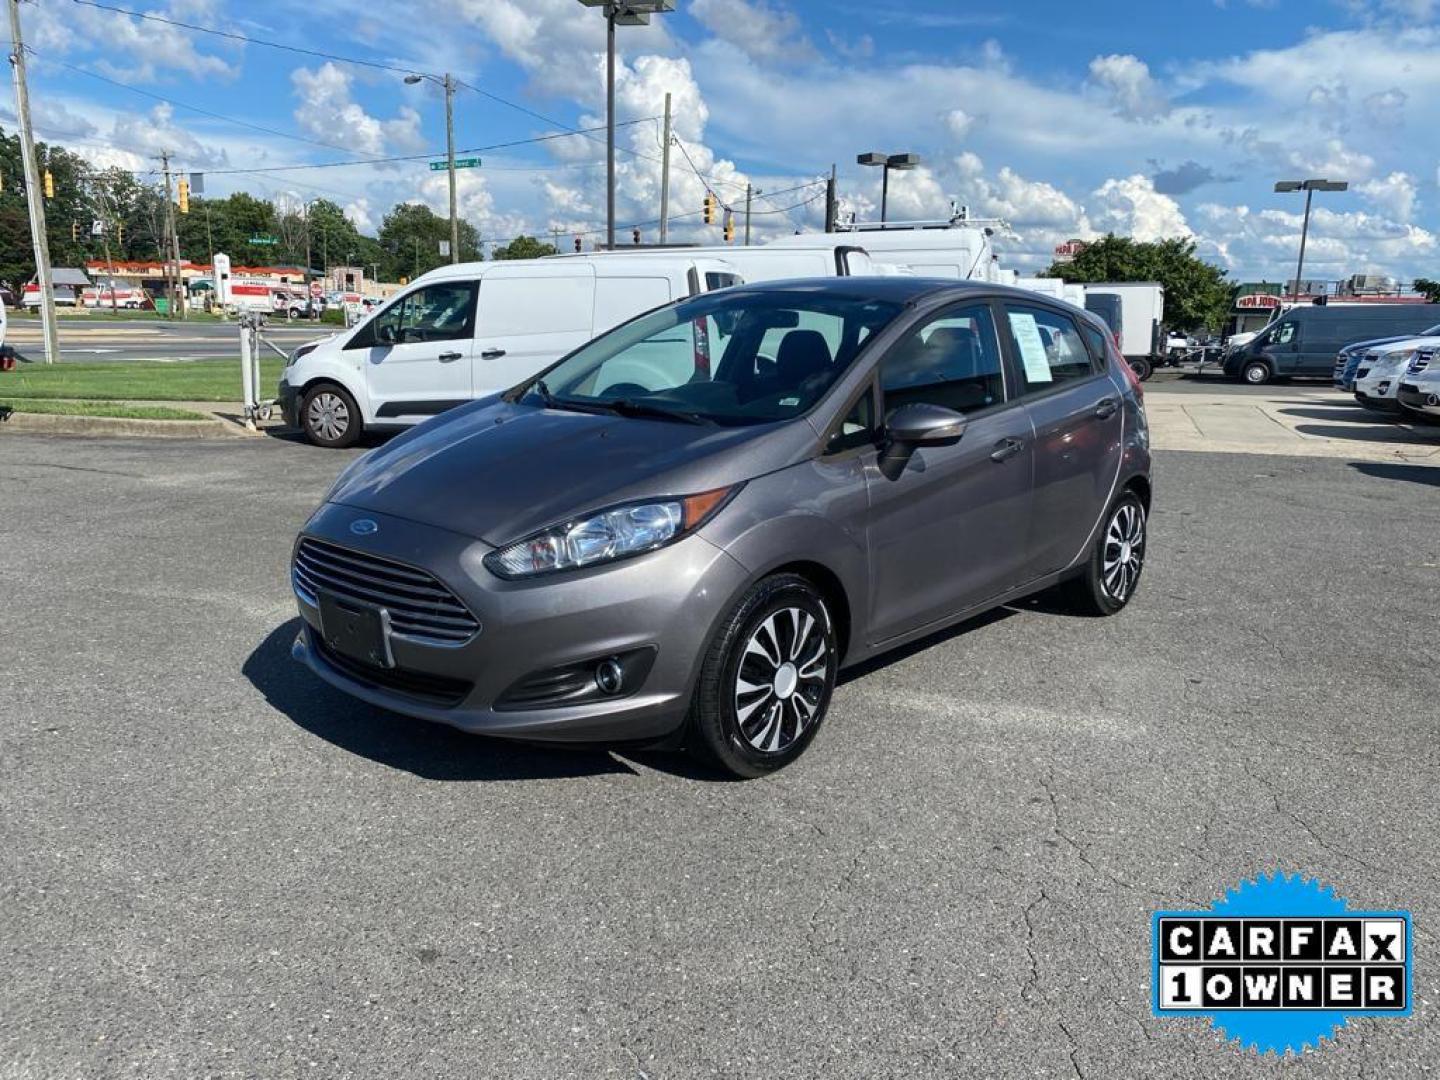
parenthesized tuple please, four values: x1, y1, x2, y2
(520, 289, 905, 425)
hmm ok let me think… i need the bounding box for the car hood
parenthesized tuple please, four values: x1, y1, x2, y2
(327, 398, 817, 545)
(1371, 335, 1440, 356)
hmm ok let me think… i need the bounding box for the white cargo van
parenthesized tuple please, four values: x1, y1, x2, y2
(552, 243, 875, 283)
(765, 223, 998, 280)
(279, 253, 739, 447)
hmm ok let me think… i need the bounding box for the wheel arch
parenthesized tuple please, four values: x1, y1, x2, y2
(763, 559, 853, 663)
(1123, 473, 1152, 513)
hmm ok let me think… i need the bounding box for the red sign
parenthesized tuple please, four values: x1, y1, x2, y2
(1053, 240, 1088, 259)
(1236, 294, 1281, 310)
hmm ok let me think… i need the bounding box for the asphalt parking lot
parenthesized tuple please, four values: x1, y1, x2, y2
(3, 434, 1439, 1078)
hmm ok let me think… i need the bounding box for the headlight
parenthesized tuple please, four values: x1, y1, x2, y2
(288, 342, 320, 367)
(1385, 349, 1417, 368)
(485, 487, 737, 579)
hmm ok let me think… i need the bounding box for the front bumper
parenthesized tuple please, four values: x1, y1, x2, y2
(1397, 383, 1440, 418)
(278, 376, 300, 428)
(290, 504, 750, 743)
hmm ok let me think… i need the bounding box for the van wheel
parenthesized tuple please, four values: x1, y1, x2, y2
(688, 574, 839, 779)
(1241, 360, 1272, 385)
(301, 384, 361, 448)
(1063, 490, 1147, 616)
(1128, 357, 1153, 382)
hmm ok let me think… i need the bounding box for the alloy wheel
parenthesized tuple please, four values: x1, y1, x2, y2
(734, 606, 830, 754)
(1101, 501, 1146, 603)
(307, 392, 350, 443)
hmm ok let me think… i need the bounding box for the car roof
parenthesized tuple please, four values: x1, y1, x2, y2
(716, 276, 1094, 312)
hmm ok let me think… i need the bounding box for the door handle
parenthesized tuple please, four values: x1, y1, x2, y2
(481, 348, 507, 359)
(990, 437, 1024, 463)
(1094, 397, 1118, 419)
(438, 351, 463, 362)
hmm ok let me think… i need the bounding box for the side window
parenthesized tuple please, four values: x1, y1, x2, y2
(705, 271, 742, 291)
(881, 303, 1005, 414)
(1080, 323, 1112, 371)
(369, 281, 478, 346)
(1273, 321, 1298, 345)
(827, 385, 876, 453)
(1003, 304, 1097, 394)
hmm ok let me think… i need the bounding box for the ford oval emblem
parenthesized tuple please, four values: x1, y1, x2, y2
(349, 518, 378, 536)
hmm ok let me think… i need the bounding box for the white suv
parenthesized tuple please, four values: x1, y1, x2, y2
(1353, 336, 1439, 413)
(1396, 347, 1440, 421)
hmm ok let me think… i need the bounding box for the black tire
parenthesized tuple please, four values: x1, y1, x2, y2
(300, 383, 362, 448)
(1062, 489, 1148, 616)
(1241, 359, 1272, 386)
(688, 573, 839, 779)
(1128, 356, 1153, 382)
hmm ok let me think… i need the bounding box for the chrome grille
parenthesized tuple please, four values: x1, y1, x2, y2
(1412, 351, 1433, 375)
(292, 537, 479, 645)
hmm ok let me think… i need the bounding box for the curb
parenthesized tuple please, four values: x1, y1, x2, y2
(0, 409, 245, 439)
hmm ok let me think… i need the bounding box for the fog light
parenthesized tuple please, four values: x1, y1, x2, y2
(595, 658, 625, 695)
(1428, 394, 1440, 407)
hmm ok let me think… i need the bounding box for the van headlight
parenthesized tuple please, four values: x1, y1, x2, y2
(485, 488, 737, 578)
(288, 342, 320, 367)
(1385, 349, 1417, 369)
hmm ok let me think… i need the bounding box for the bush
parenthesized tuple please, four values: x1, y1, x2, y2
(320, 308, 347, 326)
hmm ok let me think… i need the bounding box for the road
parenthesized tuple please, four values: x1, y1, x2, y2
(5, 317, 328, 363)
(1, 436, 1438, 1078)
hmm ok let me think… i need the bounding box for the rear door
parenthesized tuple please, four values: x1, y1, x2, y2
(997, 301, 1124, 579)
(860, 300, 1036, 641)
(473, 267, 596, 394)
(351, 279, 478, 421)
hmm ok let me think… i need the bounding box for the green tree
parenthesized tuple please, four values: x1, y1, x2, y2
(492, 234, 558, 261)
(1047, 235, 1236, 332)
(376, 202, 479, 281)
(1413, 278, 1440, 303)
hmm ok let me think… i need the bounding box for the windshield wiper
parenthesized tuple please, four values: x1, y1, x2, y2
(601, 398, 714, 425)
(529, 380, 610, 416)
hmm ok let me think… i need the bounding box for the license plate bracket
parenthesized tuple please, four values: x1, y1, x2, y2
(317, 591, 394, 669)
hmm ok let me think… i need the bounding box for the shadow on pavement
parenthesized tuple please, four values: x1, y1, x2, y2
(1290, 422, 1439, 445)
(1278, 406, 1402, 423)
(244, 619, 639, 782)
(1349, 462, 1440, 487)
(838, 607, 1015, 685)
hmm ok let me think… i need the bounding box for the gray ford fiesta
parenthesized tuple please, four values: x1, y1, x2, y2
(290, 277, 1151, 777)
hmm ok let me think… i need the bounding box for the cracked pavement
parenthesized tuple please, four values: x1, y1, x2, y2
(1, 435, 1438, 1078)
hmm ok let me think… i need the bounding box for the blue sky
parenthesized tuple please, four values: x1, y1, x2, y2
(10, 0, 1440, 281)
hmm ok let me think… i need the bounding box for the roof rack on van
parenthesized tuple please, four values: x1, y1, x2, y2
(837, 216, 1009, 234)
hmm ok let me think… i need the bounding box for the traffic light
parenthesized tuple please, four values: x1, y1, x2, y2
(71, 220, 79, 241)
(703, 192, 717, 226)
(177, 177, 190, 214)
(632, 227, 641, 246)
(116, 222, 124, 245)
(574, 236, 583, 252)
(723, 209, 735, 243)
(43, 170, 54, 199)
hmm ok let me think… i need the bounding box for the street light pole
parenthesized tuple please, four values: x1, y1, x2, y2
(578, 2, 674, 250)
(858, 151, 921, 225)
(1274, 178, 1348, 300)
(405, 72, 460, 264)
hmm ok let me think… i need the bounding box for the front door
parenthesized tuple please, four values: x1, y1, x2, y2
(996, 302, 1125, 577)
(353, 280, 477, 421)
(861, 301, 1036, 643)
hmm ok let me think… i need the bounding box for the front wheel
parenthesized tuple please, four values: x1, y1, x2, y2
(688, 574, 839, 779)
(1241, 360, 1272, 385)
(300, 384, 361, 448)
(1062, 490, 1147, 616)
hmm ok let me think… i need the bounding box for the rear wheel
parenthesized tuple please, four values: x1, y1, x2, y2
(1241, 360, 1272, 385)
(1128, 356, 1153, 382)
(689, 574, 838, 779)
(1063, 490, 1147, 616)
(301, 384, 361, 448)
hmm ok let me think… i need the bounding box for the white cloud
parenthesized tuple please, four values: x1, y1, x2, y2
(291, 63, 426, 157)
(1361, 88, 1408, 128)
(691, 0, 817, 65)
(1088, 54, 1169, 121)
(28, 0, 237, 83)
(943, 108, 976, 140)
(1358, 172, 1419, 222)
(1090, 175, 1191, 241)
(111, 103, 229, 169)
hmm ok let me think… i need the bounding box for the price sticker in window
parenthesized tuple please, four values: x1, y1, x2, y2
(1008, 311, 1053, 384)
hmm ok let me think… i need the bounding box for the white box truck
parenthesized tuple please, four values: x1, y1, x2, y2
(1083, 282, 1165, 380)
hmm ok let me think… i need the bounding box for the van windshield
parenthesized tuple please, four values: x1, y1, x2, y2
(519, 290, 904, 425)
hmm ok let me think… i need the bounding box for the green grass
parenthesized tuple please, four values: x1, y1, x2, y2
(1, 399, 209, 421)
(10, 308, 232, 322)
(0, 358, 284, 402)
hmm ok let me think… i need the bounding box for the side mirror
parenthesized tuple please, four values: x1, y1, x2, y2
(885, 402, 968, 446)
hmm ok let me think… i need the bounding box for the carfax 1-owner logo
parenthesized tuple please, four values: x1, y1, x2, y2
(1152, 872, 1413, 1054)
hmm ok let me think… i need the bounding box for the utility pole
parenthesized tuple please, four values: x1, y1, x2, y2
(8, 0, 59, 363)
(744, 184, 754, 245)
(825, 164, 837, 233)
(444, 73, 458, 264)
(159, 151, 183, 320)
(658, 91, 672, 244)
